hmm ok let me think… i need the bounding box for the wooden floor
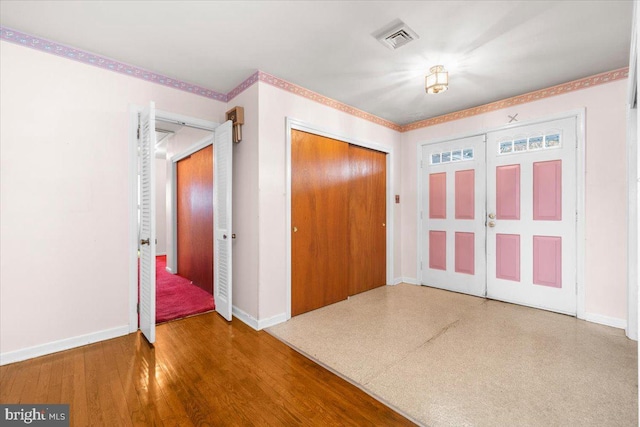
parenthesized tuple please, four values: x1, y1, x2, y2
(0, 312, 414, 426)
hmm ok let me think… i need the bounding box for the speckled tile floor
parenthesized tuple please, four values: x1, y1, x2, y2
(267, 284, 638, 427)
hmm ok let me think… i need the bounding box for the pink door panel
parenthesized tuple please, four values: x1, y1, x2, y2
(429, 231, 446, 270)
(533, 236, 562, 288)
(496, 165, 520, 220)
(455, 169, 475, 219)
(496, 233, 520, 282)
(455, 232, 475, 275)
(429, 173, 446, 219)
(533, 160, 562, 221)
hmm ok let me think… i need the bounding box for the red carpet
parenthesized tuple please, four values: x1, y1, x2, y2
(156, 255, 215, 324)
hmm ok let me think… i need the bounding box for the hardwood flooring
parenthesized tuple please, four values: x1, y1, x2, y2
(0, 313, 414, 426)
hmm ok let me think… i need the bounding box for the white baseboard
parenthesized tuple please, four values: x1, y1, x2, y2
(395, 277, 418, 285)
(232, 306, 287, 331)
(258, 313, 287, 329)
(232, 306, 259, 330)
(0, 325, 130, 366)
(582, 313, 627, 330)
(165, 266, 174, 274)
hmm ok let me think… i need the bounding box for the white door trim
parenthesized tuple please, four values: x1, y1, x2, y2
(284, 117, 395, 320)
(128, 105, 219, 333)
(128, 106, 140, 333)
(416, 109, 586, 320)
(172, 134, 214, 162)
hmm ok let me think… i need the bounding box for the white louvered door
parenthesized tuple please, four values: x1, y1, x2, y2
(139, 102, 156, 343)
(214, 121, 233, 321)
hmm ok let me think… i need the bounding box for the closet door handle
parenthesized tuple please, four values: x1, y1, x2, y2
(140, 238, 150, 246)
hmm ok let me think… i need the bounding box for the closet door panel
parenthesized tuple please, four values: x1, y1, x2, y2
(177, 145, 214, 294)
(291, 131, 350, 316)
(348, 145, 387, 295)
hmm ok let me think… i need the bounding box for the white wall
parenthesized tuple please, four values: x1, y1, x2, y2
(401, 79, 629, 323)
(256, 81, 403, 321)
(0, 34, 632, 362)
(629, 0, 640, 343)
(155, 157, 167, 255)
(0, 41, 227, 358)
(228, 84, 260, 320)
(627, 21, 638, 336)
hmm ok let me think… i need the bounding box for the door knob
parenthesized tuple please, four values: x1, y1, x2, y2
(382, 223, 386, 227)
(223, 234, 227, 240)
(488, 221, 496, 228)
(488, 213, 496, 219)
(140, 238, 150, 245)
(293, 227, 298, 233)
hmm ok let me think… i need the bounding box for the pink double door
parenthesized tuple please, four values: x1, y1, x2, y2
(421, 134, 487, 297)
(421, 117, 577, 315)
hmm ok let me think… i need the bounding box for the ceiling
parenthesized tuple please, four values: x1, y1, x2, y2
(0, 1, 633, 125)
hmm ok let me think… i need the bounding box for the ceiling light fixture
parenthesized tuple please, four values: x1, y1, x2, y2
(425, 65, 448, 94)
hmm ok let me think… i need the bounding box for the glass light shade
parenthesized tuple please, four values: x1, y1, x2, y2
(425, 65, 449, 94)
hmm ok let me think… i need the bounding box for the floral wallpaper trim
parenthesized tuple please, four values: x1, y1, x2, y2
(1, 26, 628, 132)
(226, 71, 261, 101)
(0, 26, 228, 102)
(401, 68, 629, 132)
(253, 71, 403, 132)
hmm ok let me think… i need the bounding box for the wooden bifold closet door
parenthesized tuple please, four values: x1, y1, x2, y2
(291, 130, 386, 316)
(177, 145, 214, 294)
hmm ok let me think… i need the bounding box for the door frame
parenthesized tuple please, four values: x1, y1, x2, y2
(128, 105, 219, 333)
(416, 109, 586, 320)
(285, 118, 395, 320)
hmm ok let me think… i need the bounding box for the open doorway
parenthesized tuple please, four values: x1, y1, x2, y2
(130, 103, 234, 345)
(153, 120, 215, 323)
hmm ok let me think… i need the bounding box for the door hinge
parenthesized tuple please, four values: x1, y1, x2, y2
(420, 160, 424, 168)
(420, 261, 423, 270)
(136, 303, 140, 314)
(420, 211, 423, 220)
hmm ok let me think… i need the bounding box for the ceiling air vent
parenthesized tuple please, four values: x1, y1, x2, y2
(374, 19, 419, 50)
